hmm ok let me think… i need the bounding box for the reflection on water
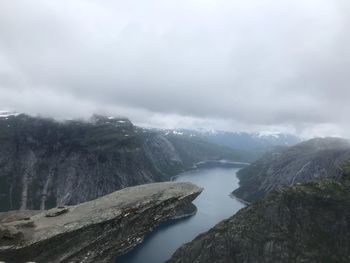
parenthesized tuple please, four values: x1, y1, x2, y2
(117, 166, 245, 263)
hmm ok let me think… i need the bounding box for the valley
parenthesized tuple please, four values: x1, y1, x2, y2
(117, 165, 245, 263)
(1, 114, 350, 263)
(1, 2, 349, 262)
(0, 114, 252, 211)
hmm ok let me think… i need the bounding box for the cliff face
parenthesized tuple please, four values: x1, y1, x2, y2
(0, 182, 202, 263)
(168, 173, 350, 263)
(233, 138, 350, 202)
(0, 114, 242, 211)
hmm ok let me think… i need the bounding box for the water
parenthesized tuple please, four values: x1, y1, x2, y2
(117, 166, 245, 263)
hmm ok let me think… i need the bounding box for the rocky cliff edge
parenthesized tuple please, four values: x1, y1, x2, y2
(0, 182, 202, 263)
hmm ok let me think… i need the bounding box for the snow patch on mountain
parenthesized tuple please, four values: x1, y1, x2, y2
(0, 110, 19, 118)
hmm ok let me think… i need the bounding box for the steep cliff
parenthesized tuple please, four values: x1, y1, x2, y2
(0, 114, 246, 211)
(0, 182, 202, 263)
(167, 165, 350, 263)
(232, 137, 350, 202)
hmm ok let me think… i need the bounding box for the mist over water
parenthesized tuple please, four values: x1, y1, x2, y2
(117, 166, 245, 263)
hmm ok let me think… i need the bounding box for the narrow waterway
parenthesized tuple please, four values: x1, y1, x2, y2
(117, 166, 246, 263)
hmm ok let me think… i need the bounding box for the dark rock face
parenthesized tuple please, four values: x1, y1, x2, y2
(0, 114, 240, 211)
(0, 182, 202, 263)
(172, 203, 197, 220)
(233, 137, 350, 202)
(168, 174, 350, 263)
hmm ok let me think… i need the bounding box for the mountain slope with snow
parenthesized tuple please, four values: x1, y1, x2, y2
(158, 128, 301, 157)
(0, 114, 250, 211)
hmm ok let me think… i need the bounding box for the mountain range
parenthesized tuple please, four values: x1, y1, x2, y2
(168, 138, 350, 263)
(2, 112, 348, 263)
(0, 113, 249, 211)
(159, 128, 300, 154)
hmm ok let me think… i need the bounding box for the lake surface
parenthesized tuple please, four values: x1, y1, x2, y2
(117, 166, 245, 263)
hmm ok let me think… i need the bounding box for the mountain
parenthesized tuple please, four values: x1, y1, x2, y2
(199, 130, 300, 152)
(167, 162, 350, 263)
(160, 129, 300, 159)
(0, 113, 248, 212)
(163, 132, 254, 167)
(232, 137, 350, 202)
(0, 182, 202, 263)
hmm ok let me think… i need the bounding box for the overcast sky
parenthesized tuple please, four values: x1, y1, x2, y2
(0, 0, 349, 137)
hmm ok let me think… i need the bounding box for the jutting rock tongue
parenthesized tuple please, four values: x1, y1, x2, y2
(0, 182, 202, 263)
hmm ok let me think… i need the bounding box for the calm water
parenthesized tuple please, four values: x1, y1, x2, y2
(117, 166, 245, 263)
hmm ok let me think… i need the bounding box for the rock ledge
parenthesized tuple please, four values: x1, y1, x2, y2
(0, 182, 202, 263)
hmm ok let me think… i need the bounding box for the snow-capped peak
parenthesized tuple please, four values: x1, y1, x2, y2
(255, 131, 282, 139)
(0, 110, 19, 118)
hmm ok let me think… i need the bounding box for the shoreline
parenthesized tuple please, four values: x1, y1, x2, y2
(229, 193, 251, 205)
(171, 203, 198, 220)
(170, 160, 250, 181)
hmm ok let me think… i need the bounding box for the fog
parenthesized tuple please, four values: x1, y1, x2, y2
(1, 0, 350, 137)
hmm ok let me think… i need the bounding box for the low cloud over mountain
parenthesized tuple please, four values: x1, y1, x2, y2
(0, 0, 349, 137)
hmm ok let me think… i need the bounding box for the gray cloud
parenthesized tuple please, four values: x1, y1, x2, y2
(0, 0, 350, 137)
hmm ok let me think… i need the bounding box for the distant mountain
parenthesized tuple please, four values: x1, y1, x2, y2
(232, 137, 350, 202)
(158, 128, 301, 159)
(161, 132, 255, 166)
(0, 114, 250, 211)
(168, 162, 350, 263)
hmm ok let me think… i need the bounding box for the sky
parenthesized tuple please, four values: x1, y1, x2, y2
(0, 0, 349, 138)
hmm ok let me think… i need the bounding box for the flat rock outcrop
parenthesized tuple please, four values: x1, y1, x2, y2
(0, 182, 202, 263)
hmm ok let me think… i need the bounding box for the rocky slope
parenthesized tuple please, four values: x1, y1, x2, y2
(163, 133, 253, 167)
(0, 114, 247, 211)
(0, 181, 202, 263)
(167, 163, 350, 263)
(232, 137, 350, 202)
